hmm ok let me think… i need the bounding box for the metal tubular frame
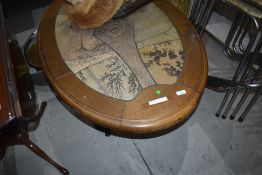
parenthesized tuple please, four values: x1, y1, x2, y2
(221, 26, 262, 118)
(214, 10, 262, 122)
(238, 87, 262, 122)
(189, 0, 215, 36)
(230, 65, 262, 120)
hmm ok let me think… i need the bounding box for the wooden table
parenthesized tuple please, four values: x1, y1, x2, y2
(38, 0, 208, 135)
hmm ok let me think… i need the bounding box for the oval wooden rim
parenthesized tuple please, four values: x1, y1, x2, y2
(38, 0, 208, 134)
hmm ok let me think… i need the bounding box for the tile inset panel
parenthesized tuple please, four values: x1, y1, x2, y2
(55, 3, 184, 100)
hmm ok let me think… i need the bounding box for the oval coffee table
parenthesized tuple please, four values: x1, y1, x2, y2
(38, 0, 208, 135)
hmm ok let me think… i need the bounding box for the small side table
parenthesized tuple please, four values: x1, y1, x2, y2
(38, 0, 208, 135)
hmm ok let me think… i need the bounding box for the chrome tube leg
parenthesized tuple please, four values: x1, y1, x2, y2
(231, 27, 259, 81)
(221, 28, 262, 118)
(238, 88, 262, 122)
(221, 89, 239, 119)
(199, 0, 215, 36)
(224, 12, 243, 58)
(189, 0, 197, 21)
(190, 0, 202, 23)
(232, 15, 249, 56)
(240, 28, 262, 82)
(229, 89, 249, 120)
(215, 89, 232, 117)
(239, 18, 253, 53)
(216, 13, 243, 117)
(230, 65, 262, 119)
(230, 64, 261, 119)
(216, 53, 250, 118)
(196, 0, 209, 32)
(190, 0, 205, 28)
(216, 19, 259, 117)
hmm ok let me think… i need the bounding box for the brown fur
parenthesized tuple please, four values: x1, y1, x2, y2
(65, 0, 124, 29)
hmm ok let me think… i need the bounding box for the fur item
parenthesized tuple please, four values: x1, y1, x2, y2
(64, 0, 124, 29)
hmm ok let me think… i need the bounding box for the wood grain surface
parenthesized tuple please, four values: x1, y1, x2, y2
(0, 39, 12, 128)
(38, 0, 208, 134)
(0, 5, 16, 129)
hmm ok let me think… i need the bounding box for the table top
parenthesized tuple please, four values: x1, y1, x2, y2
(38, 0, 208, 134)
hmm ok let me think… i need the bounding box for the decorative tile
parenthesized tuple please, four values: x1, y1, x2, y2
(139, 40, 184, 84)
(76, 57, 142, 100)
(55, 3, 184, 100)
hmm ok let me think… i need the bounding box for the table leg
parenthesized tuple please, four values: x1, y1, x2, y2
(1, 122, 69, 175)
(15, 128, 69, 175)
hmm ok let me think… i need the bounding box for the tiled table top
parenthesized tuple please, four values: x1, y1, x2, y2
(55, 4, 184, 100)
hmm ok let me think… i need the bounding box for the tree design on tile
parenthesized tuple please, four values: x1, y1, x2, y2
(162, 63, 181, 77)
(142, 41, 183, 78)
(95, 18, 155, 88)
(101, 58, 127, 97)
(143, 45, 167, 66)
(168, 50, 178, 59)
(128, 73, 142, 94)
(100, 57, 142, 98)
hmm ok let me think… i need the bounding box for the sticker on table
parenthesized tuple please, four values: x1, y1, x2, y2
(148, 97, 168, 106)
(176, 90, 187, 96)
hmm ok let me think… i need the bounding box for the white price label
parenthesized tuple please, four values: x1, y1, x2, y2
(148, 97, 168, 106)
(176, 90, 187, 96)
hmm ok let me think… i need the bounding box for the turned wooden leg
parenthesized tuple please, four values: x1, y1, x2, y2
(1, 121, 70, 175)
(15, 129, 69, 175)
